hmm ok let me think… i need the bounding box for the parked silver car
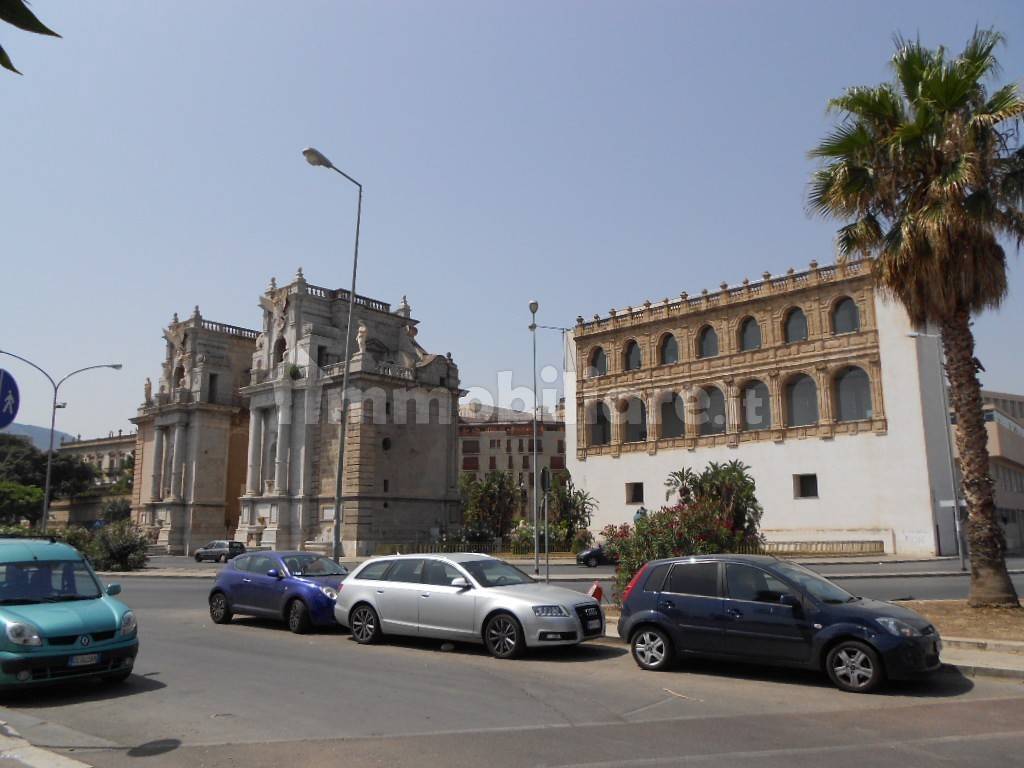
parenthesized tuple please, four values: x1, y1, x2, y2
(334, 553, 604, 658)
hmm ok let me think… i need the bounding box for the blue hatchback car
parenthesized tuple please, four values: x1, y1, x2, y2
(617, 554, 942, 693)
(209, 551, 348, 634)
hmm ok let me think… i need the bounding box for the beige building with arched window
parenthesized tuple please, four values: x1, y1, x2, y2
(566, 259, 957, 556)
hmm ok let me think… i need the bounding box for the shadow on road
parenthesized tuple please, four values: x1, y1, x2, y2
(0, 672, 167, 709)
(228, 616, 350, 635)
(347, 633, 628, 662)
(663, 656, 975, 698)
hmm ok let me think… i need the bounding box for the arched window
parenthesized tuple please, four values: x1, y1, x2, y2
(785, 374, 818, 427)
(624, 340, 642, 371)
(835, 366, 872, 421)
(832, 298, 860, 334)
(697, 326, 719, 359)
(623, 397, 648, 443)
(739, 317, 761, 351)
(697, 386, 726, 435)
(590, 402, 612, 446)
(659, 334, 679, 365)
(588, 347, 607, 377)
(741, 380, 771, 431)
(784, 308, 808, 343)
(273, 336, 287, 366)
(659, 392, 686, 438)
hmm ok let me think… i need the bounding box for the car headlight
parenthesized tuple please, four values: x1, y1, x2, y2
(120, 610, 138, 638)
(5, 621, 42, 647)
(319, 586, 339, 601)
(876, 617, 920, 637)
(532, 605, 570, 618)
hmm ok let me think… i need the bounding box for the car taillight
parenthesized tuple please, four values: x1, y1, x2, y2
(620, 564, 648, 604)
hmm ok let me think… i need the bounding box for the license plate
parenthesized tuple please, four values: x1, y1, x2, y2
(68, 654, 99, 668)
(587, 619, 601, 631)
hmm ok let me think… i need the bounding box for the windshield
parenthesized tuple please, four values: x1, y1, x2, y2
(282, 555, 347, 577)
(772, 561, 855, 604)
(0, 560, 103, 604)
(462, 559, 534, 588)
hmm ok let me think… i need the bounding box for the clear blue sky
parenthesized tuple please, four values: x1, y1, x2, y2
(2, 0, 1023, 438)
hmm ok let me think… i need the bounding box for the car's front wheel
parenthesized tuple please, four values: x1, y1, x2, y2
(350, 604, 382, 644)
(287, 599, 311, 634)
(484, 613, 525, 659)
(219, 553, 228, 564)
(195, 553, 203, 562)
(104, 669, 132, 684)
(209, 592, 233, 624)
(586, 556, 598, 568)
(631, 627, 674, 671)
(826, 640, 883, 693)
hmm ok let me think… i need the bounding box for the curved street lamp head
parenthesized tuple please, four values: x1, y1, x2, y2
(529, 300, 539, 315)
(302, 147, 334, 169)
(109, 364, 124, 370)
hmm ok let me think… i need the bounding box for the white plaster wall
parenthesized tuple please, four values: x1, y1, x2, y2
(566, 295, 944, 556)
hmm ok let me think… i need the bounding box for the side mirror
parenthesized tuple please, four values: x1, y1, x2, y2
(779, 594, 801, 612)
(450, 577, 471, 590)
(267, 569, 282, 579)
(106, 584, 122, 596)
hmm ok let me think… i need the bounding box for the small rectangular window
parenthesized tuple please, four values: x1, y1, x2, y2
(626, 482, 644, 504)
(666, 562, 719, 597)
(462, 456, 479, 470)
(383, 479, 389, 493)
(643, 563, 671, 592)
(522, 455, 530, 469)
(794, 474, 818, 499)
(463, 440, 480, 455)
(489, 456, 496, 470)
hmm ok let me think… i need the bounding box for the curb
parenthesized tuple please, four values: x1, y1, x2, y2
(820, 569, 1024, 580)
(943, 636, 1024, 655)
(0, 721, 91, 767)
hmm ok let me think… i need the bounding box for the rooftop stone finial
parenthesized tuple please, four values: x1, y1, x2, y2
(680, 291, 688, 301)
(810, 259, 819, 270)
(295, 267, 305, 282)
(267, 276, 277, 292)
(576, 315, 585, 325)
(171, 312, 179, 324)
(787, 267, 795, 276)
(397, 295, 411, 318)
(720, 281, 728, 291)
(742, 277, 750, 286)
(193, 305, 201, 318)
(762, 271, 771, 280)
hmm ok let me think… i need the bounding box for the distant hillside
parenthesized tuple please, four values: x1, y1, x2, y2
(1, 423, 74, 451)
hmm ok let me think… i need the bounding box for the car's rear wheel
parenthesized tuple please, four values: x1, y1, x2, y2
(287, 599, 311, 634)
(350, 604, 382, 644)
(209, 591, 233, 624)
(586, 556, 598, 568)
(195, 553, 202, 562)
(631, 627, 674, 671)
(826, 640, 883, 693)
(484, 613, 525, 659)
(219, 553, 228, 564)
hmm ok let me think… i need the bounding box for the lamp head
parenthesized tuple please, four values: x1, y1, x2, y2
(528, 300, 539, 315)
(110, 364, 123, 370)
(302, 147, 334, 169)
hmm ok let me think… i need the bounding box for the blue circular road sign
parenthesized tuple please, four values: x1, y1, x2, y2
(0, 369, 20, 430)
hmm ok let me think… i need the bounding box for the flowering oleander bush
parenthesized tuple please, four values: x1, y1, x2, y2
(602, 461, 764, 602)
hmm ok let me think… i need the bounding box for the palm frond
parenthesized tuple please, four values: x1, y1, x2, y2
(836, 215, 883, 257)
(808, 122, 873, 159)
(891, 33, 933, 103)
(958, 27, 1004, 81)
(827, 85, 905, 127)
(970, 83, 1024, 127)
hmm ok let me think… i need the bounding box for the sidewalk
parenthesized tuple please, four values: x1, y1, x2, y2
(0, 721, 90, 768)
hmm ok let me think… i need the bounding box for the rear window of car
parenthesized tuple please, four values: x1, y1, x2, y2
(356, 560, 393, 581)
(233, 555, 252, 571)
(643, 563, 671, 592)
(385, 559, 425, 583)
(665, 562, 719, 597)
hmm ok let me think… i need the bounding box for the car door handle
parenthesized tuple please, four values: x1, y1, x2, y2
(727, 608, 743, 619)
(376, 589, 385, 594)
(242, 578, 252, 583)
(657, 599, 674, 609)
(421, 593, 430, 598)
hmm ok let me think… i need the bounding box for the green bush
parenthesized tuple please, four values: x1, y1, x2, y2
(601, 461, 764, 602)
(89, 521, 149, 572)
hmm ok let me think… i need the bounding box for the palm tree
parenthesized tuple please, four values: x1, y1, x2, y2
(809, 29, 1024, 606)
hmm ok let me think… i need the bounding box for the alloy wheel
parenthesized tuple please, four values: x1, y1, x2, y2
(487, 616, 518, 657)
(210, 594, 227, 622)
(634, 631, 666, 667)
(352, 607, 376, 643)
(833, 647, 874, 689)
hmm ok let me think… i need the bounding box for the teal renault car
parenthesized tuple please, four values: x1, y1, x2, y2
(0, 538, 138, 689)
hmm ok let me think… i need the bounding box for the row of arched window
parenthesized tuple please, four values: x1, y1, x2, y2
(588, 297, 861, 376)
(587, 365, 873, 446)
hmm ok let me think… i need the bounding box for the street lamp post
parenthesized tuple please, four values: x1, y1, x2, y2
(529, 300, 539, 575)
(908, 331, 967, 572)
(303, 147, 362, 563)
(0, 350, 122, 532)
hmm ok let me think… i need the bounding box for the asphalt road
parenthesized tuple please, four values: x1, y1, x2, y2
(1, 578, 1023, 767)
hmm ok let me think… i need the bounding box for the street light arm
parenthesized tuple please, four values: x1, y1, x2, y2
(56, 364, 122, 390)
(0, 349, 56, 390)
(328, 165, 362, 190)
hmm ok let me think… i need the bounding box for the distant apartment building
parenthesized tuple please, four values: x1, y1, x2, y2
(566, 258, 958, 557)
(51, 431, 137, 527)
(950, 390, 1024, 553)
(458, 404, 566, 517)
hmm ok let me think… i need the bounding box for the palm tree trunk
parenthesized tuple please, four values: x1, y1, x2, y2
(941, 309, 1019, 607)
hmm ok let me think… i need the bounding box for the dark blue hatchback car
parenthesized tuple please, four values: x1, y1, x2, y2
(209, 551, 348, 634)
(617, 554, 942, 693)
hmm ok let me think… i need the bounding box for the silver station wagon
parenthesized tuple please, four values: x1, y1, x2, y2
(334, 553, 604, 658)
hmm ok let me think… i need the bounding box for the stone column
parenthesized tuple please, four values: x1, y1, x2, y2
(274, 398, 291, 494)
(169, 421, 187, 502)
(815, 365, 834, 423)
(149, 427, 165, 501)
(768, 374, 784, 429)
(645, 391, 658, 442)
(245, 408, 263, 495)
(725, 379, 741, 435)
(160, 426, 174, 499)
(684, 387, 700, 439)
